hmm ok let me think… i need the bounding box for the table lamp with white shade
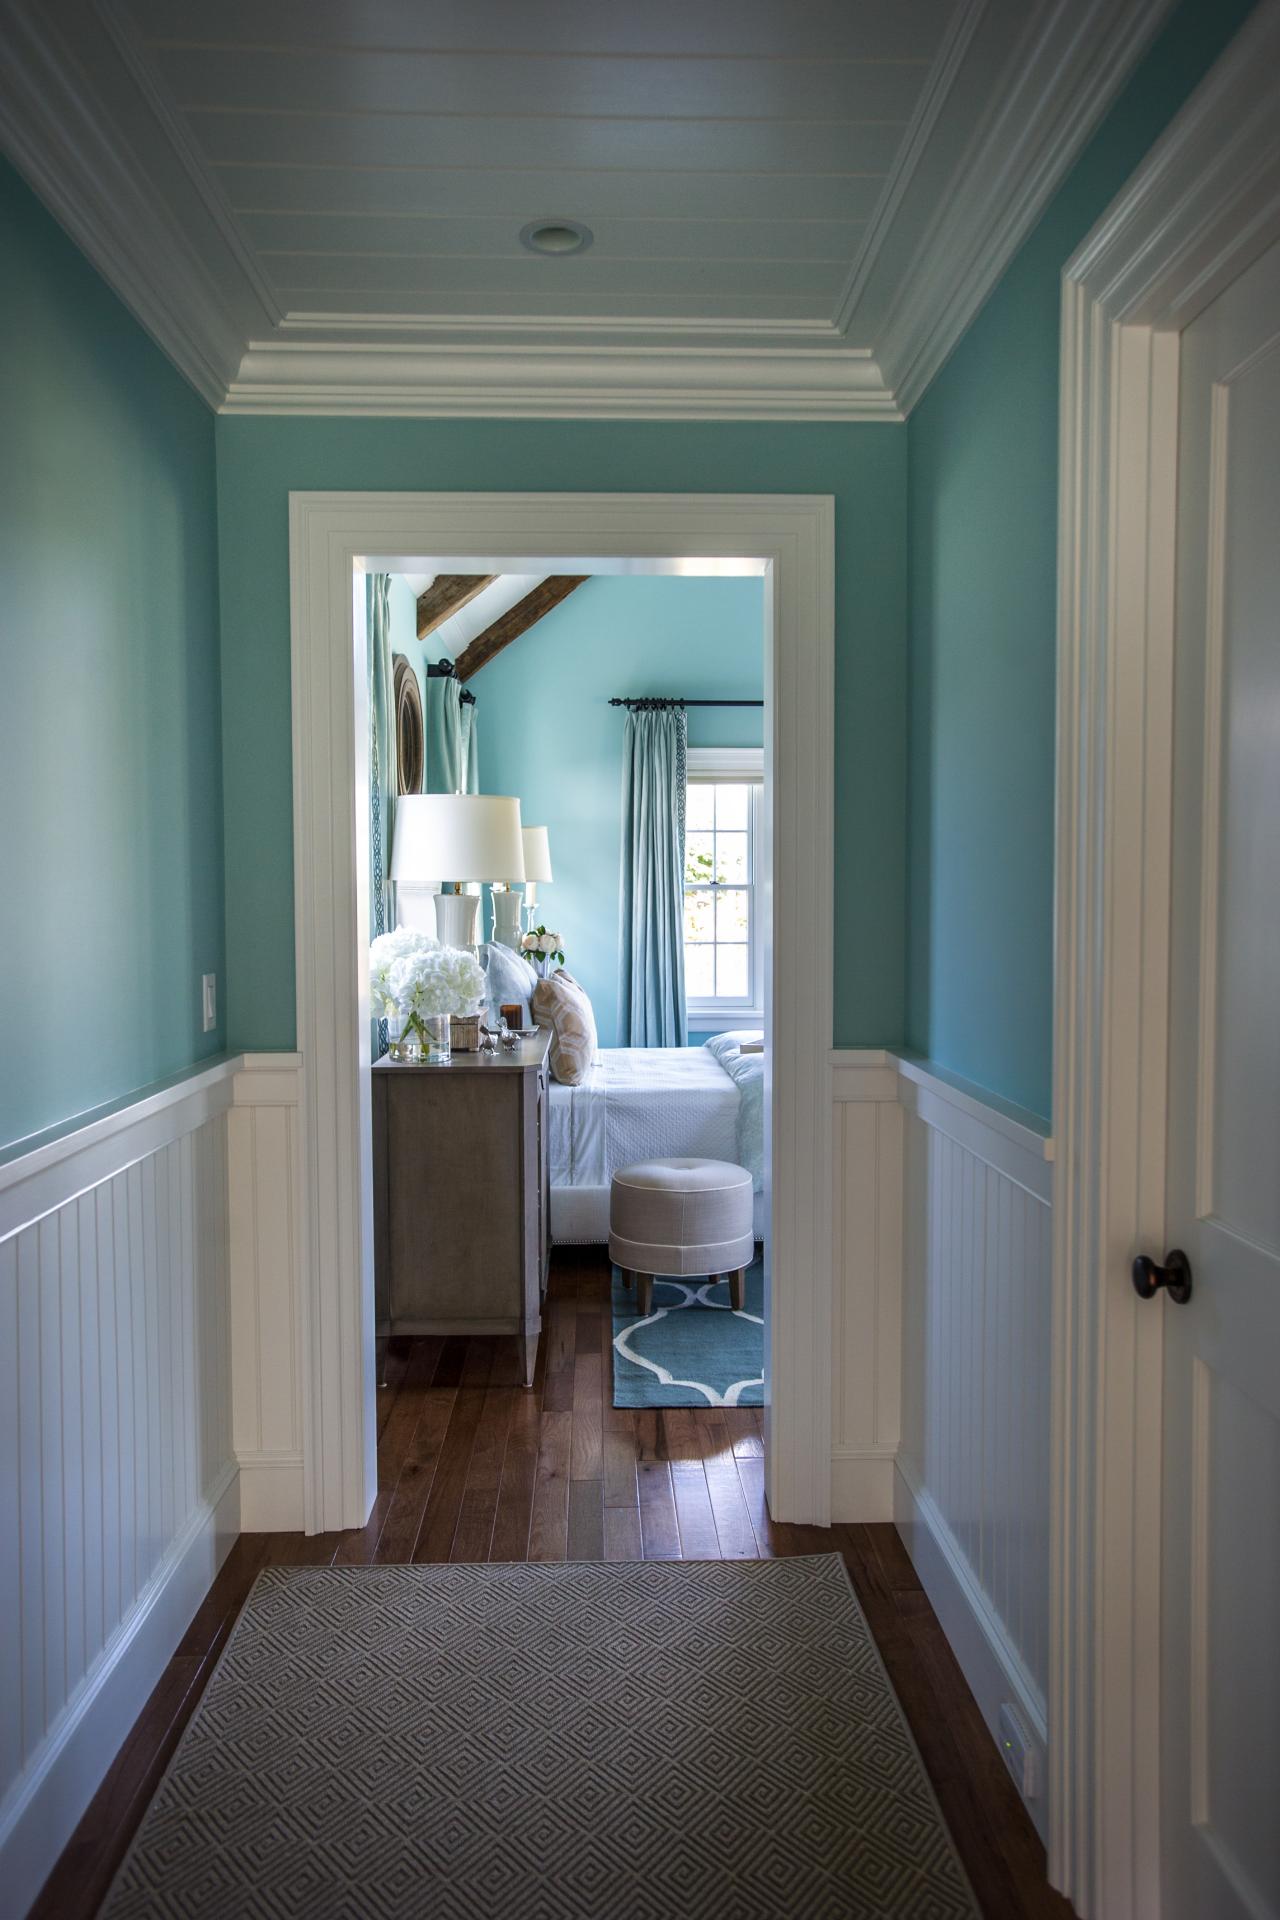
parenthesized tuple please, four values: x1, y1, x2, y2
(390, 794, 524, 947)
(521, 826, 553, 918)
(491, 822, 554, 950)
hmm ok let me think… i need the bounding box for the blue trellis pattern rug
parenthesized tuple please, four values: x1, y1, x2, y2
(611, 1258, 764, 1408)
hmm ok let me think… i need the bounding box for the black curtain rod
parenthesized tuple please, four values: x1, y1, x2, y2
(426, 658, 477, 705)
(609, 696, 763, 710)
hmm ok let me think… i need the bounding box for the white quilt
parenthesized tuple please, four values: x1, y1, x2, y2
(548, 1041, 764, 1245)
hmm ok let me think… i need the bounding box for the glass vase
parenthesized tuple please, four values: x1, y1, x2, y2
(424, 1013, 452, 1064)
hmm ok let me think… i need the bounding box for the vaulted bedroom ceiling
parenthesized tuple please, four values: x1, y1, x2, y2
(0, 0, 1172, 416)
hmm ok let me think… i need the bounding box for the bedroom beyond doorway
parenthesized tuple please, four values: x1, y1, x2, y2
(364, 562, 769, 1418)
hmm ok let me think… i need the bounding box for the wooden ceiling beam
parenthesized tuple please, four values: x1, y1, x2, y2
(454, 576, 589, 681)
(416, 573, 496, 640)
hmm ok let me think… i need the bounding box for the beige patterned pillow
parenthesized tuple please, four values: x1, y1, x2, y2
(531, 971, 598, 1086)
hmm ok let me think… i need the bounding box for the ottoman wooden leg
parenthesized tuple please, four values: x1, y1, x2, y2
(729, 1267, 746, 1312)
(639, 1274, 654, 1315)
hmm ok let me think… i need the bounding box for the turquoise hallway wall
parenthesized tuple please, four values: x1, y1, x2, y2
(215, 421, 908, 1056)
(471, 573, 763, 1047)
(0, 159, 225, 1152)
(906, 0, 1259, 1124)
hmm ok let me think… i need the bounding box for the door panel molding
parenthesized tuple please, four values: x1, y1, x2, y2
(1051, 8, 1280, 1915)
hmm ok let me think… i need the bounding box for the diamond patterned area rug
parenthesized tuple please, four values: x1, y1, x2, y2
(612, 1257, 765, 1408)
(101, 1559, 977, 1920)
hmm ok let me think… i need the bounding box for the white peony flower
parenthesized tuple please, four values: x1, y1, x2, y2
(536, 933, 552, 954)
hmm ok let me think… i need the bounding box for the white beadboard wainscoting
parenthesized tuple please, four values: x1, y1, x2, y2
(829, 1050, 1053, 1833)
(0, 1060, 239, 1915)
(0, 1050, 302, 1915)
(893, 1056, 1054, 1838)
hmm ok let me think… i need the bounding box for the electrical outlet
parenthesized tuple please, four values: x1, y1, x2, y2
(202, 974, 217, 1034)
(998, 1702, 1037, 1800)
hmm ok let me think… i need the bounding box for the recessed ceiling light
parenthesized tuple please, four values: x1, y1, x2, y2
(519, 219, 593, 257)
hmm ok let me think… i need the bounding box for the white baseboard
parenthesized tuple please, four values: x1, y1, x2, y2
(1, 1466, 240, 1917)
(830, 1447, 896, 1521)
(237, 1452, 305, 1532)
(894, 1460, 1048, 1840)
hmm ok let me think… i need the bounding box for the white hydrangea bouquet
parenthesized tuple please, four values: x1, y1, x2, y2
(370, 927, 485, 1055)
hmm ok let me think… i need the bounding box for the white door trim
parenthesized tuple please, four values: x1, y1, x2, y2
(288, 491, 835, 1534)
(1050, 10, 1280, 1914)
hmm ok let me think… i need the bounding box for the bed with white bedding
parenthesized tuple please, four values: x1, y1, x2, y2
(548, 1032, 764, 1243)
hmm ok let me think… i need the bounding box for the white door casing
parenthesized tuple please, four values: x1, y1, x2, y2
(289, 493, 835, 1536)
(1160, 234, 1280, 1920)
(1052, 8, 1280, 1915)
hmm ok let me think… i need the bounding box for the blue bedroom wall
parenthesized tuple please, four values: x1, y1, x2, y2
(215, 419, 908, 1056)
(470, 574, 764, 1047)
(905, 0, 1258, 1124)
(0, 159, 225, 1152)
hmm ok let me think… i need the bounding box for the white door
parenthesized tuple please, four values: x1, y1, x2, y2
(1160, 234, 1280, 1920)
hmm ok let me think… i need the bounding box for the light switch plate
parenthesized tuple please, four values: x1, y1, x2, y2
(202, 974, 217, 1034)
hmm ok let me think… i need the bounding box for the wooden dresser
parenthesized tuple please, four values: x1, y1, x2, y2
(372, 1029, 551, 1385)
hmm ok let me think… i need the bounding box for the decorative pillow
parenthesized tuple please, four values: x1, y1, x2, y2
(479, 942, 539, 1028)
(531, 971, 598, 1085)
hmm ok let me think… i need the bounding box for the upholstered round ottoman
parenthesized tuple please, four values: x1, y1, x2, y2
(609, 1158, 755, 1314)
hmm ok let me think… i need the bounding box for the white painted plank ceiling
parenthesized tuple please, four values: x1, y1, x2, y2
(121, 0, 955, 327)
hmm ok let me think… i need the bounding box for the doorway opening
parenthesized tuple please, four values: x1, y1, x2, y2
(362, 561, 770, 1421)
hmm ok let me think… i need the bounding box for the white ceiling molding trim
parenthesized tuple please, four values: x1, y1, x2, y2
(829, 0, 989, 339)
(877, 0, 1175, 414)
(0, 2, 245, 408)
(222, 344, 901, 421)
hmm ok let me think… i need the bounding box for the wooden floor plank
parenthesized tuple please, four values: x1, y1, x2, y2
(333, 1490, 393, 1565)
(603, 1505, 643, 1562)
(540, 1301, 577, 1415)
(602, 1418, 639, 1509)
(723, 1408, 765, 1458)
(637, 1460, 682, 1560)
(412, 1352, 494, 1563)
(570, 1348, 603, 1481)
(375, 1335, 444, 1489)
(704, 1459, 760, 1560)
(566, 1478, 605, 1562)
(488, 1395, 540, 1563)
(373, 1387, 457, 1564)
(527, 1408, 572, 1562)
(449, 1383, 515, 1563)
(659, 1408, 703, 1463)
(670, 1462, 721, 1559)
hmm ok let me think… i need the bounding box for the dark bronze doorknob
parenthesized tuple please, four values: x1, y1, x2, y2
(1131, 1248, 1193, 1304)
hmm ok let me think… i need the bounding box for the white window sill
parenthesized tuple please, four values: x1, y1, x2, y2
(688, 1009, 764, 1031)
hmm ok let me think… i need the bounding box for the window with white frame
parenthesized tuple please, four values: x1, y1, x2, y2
(684, 747, 764, 1026)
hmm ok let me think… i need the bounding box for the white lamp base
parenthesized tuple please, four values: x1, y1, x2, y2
(490, 888, 523, 950)
(433, 891, 480, 947)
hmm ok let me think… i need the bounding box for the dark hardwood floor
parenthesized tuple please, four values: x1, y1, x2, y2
(32, 1247, 1074, 1920)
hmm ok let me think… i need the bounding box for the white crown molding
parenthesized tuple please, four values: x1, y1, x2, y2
(878, 0, 1175, 414)
(0, 0, 244, 409)
(830, 0, 988, 338)
(95, 0, 286, 332)
(223, 343, 901, 421)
